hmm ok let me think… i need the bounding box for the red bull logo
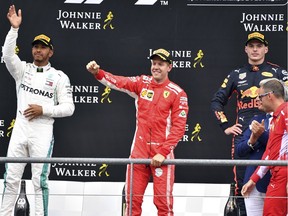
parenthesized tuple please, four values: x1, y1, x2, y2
(238, 98, 260, 110)
(240, 86, 259, 98)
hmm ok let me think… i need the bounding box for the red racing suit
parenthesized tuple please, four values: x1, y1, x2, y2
(250, 102, 288, 216)
(94, 69, 188, 216)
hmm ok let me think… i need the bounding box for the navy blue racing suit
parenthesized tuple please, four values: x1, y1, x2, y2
(211, 62, 288, 216)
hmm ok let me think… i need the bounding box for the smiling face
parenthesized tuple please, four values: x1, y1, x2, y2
(32, 43, 53, 66)
(150, 56, 172, 84)
(245, 40, 268, 65)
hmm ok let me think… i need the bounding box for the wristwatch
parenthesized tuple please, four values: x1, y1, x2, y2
(247, 141, 254, 150)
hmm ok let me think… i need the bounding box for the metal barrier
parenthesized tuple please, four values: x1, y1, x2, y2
(0, 157, 287, 215)
(0, 157, 287, 166)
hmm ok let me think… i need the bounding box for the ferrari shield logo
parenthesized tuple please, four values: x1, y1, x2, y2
(163, 91, 170, 98)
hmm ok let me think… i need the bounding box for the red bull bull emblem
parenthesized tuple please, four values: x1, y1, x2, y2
(240, 86, 259, 98)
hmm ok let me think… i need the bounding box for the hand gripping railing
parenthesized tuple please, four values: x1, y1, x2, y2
(0, 157, 287, 215)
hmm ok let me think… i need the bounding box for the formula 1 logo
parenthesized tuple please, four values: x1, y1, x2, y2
(64, 0, 160, 5)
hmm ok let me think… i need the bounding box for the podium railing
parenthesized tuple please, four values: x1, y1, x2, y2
(0, 157, 287, 166)
(0, 157, 287, 215)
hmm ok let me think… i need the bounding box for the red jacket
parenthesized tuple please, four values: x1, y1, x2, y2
(251, 102, 288, 183)
(95, 69, 188, 158)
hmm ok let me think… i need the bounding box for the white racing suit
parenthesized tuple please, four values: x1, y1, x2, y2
(0, 27, 75, 216)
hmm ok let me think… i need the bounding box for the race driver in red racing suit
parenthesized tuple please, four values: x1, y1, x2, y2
(86, 48, 188, 216)
(210, 32, 288, 216)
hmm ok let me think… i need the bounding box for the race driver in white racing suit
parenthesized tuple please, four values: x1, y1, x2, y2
(0, 5, 75, 216)
(86, 48, 188, 216)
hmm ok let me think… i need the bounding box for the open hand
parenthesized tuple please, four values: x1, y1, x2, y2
(7, 5, 22, 28)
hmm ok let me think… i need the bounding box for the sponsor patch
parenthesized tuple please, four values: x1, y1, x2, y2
(179, 110, 186, 118)
(261, 72, 273, 77)
(128, 77, 138, 82)
(216, 111, 228, 123)
(240, 86, 259, 98)
(179, 97, 188, 107)
(221, 78, 228, 88)
(45, 80, 53, 87)
(155, 168, 163, 177)
(239, 73, 246, 80)
(180, 96, 188, 101)
(140, 88, 154, 101)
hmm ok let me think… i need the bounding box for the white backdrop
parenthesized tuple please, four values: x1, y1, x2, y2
(0, 180, 230, 216)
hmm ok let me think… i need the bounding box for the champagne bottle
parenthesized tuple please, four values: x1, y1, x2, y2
(14, 180, 30, 216)
(224, 183, 240, 216)
(121, 184, 126, 216)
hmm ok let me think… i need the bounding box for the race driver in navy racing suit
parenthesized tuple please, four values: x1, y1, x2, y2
(86, 48, 188, 216)
(211, 32, 288, 216)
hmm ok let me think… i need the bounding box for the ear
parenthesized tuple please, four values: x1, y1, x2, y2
(244, 46, 248, 54)
(49, 49, 54, 58)
(264, 46, 268, 54)
(268, 92, 273, 100)
(167, 63, 173, 72)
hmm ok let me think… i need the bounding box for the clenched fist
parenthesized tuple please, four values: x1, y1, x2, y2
(86, 60, 100, 75)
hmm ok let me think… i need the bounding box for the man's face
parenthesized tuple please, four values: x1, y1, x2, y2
(150, 56, 172, 84)
(257, 87, 273, 113)
(32, 43, 53, 66)
(245, 40, 268, 65)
